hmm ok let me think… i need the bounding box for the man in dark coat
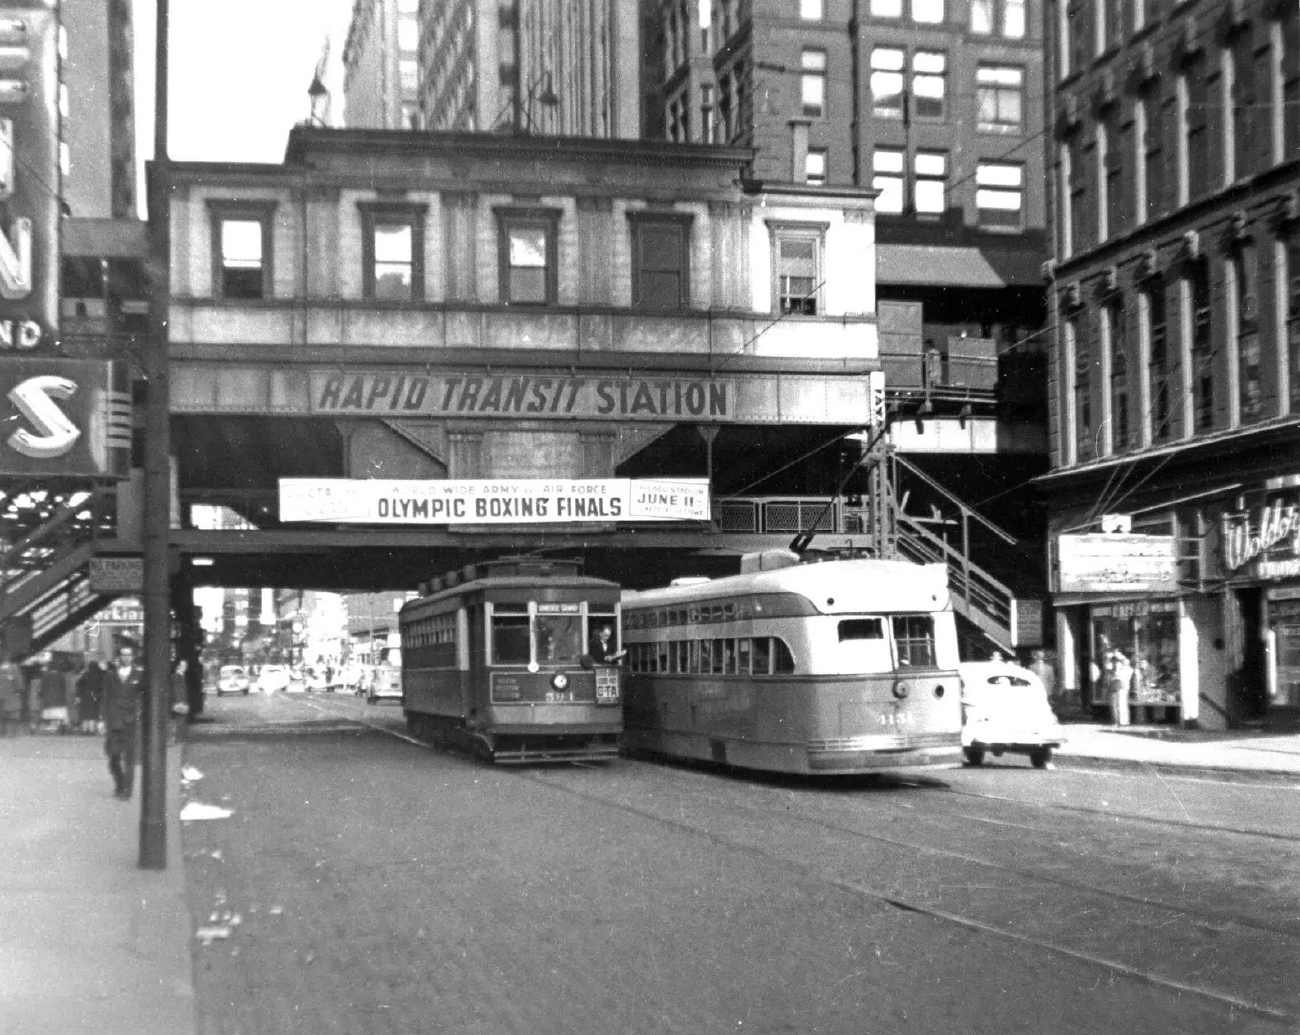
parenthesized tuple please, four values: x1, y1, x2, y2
(74, 656, 104, 733)
(101, 643, 144, 799)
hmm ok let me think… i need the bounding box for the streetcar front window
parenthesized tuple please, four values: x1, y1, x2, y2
(892, 614, 937, 667)
(536, 612, 583, 662)
(491, 605, 530, 665)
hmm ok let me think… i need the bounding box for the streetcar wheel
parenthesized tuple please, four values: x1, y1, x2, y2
(1029, 747, 1053, 769)
(964, 746, 985, 766)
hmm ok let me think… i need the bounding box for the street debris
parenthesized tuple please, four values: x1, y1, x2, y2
(180, 802, 234, 821)
(196, 925, 231, 944)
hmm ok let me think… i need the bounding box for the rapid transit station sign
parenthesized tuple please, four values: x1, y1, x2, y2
(279, 478, 711, 525)
(310, 372, 735, 422)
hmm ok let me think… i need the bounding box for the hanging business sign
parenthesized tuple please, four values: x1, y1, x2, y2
(0, 358, 131, 476)
(1057, 533, 1178, 594)
(0, 4, 59, 350)
(278, 478, 711, 525)
(309, 371, 736, 422)
(1222, 495, 1300, 580)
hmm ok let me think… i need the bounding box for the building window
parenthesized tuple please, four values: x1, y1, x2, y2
(971, 0, 1019, 34)
(496, 208, 559, 305)
(1285, 7, 1300, 163)
(870, 48, 904, 118)
(872, 149, 905, 213)
(1288, 233, 1300, 413)
(976, 65, 1023, 133)
(1100, 115, 1124, 242)
(360, 204, 425, 301)
(208, 202, 275, 300)
(1066, 0, 1089, 80)
(914, 151, 946, 215)
(1002, 0, 1025, 37)
(912, 0, 943, 23)
(1147, 280, 1172, 442)
(770, 225, 824, 315)
(1140, 90, 1162, 223)
(1108, 301, 1130, 452)
(1236, 241, 1263, 423)
(1189, 260, 1214, 433)
(975, 162, 1023, 229)
(912, 51, 947, 120)
(870, 0, 902, 16)
(800, 0, 823, 19)
(1184, 63, 1211, 201)
(1232, 29, 1262, 181)
(1071, 315, 1093, 461)
(1068, 134, 1089, 254)
(971, 0, 994, 32)
(630, 214, 692, 312)
(805, 148, 827, 185)
(801, 49, 827, 117)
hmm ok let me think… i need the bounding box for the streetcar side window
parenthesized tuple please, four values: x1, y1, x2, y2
(773, 638, 795, 674)
(491, 605, 530, 665)
(892, 614, 937, 667)
(737, 638, 752, 673)
(839, 618, 883, 641)
(752, 637, 771, 674)
(689, 639, 701, 673)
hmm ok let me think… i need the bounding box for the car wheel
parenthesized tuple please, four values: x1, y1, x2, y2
(964, 746, 985, 766)
(242, 688, 249, 695)
(1029, 747, 1053, 769)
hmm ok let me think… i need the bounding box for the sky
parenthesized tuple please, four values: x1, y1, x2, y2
(133, 0, 354, 174)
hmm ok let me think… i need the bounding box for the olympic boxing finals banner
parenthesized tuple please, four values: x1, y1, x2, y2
(278, 478, 711, 525)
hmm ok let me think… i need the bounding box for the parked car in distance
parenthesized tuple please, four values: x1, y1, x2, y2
(959, 660, 1065, 769)
(256, 664, 292, 694)
(365, 665, 403, 704)
(216, 665, 250, 696)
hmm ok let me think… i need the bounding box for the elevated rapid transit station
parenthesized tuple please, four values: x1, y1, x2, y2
(4, 127, 1045, 680)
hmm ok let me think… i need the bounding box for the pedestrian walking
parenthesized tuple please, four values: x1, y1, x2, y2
(101, 643, 144, 800)
(1028, 649, 1057, 705)
(74, 656, 104, 733)
(0, 653, 23, 736)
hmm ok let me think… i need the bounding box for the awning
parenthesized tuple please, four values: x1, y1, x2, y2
(877, 243, 1043, 289)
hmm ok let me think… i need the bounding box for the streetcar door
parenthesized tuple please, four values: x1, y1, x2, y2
(466, 603, 487, 724)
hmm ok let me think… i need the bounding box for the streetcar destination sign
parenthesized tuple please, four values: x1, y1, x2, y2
(310, 372, 735, 421)
(278, 478, 711, 525)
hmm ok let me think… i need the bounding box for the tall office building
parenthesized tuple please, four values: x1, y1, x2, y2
(342, 0, 422, 129)
(418, 0, 640, 137)
(1041, 0, 1300, 729)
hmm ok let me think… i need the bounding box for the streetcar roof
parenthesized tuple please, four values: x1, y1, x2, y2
(623, 558, 950, 614)
(402, 573, 621, 612)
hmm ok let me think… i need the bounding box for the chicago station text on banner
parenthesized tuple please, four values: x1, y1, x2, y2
(278, 479, 711, 524)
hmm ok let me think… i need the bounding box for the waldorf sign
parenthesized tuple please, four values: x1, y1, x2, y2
(279, 478, 711, 525)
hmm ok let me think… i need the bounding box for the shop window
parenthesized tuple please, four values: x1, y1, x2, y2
(496, 208, 559, 305)
(771, 224, 824, 315)
(208, 201, 275, 300)
(976, 65, 1023, 133)
(1090, 602, 1182, 719)
(630, 213, 692, 312)
(360, 203, 425, 301)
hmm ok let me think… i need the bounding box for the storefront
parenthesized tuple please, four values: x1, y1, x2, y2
(1088, 599, 1182, 724)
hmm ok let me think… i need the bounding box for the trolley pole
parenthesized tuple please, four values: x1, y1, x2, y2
(140, 0, 171, 870)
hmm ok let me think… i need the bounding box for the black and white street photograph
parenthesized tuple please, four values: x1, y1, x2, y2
(2, 0, 1299, 1032)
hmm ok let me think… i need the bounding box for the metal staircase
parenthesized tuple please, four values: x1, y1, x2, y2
(0, 487, 125, 658)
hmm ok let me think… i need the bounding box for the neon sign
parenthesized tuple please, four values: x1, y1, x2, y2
(1222, 500, 1300, 572)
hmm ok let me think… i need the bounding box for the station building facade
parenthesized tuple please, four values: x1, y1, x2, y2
(1042, 0, 1300, 728)
(161, 128, 883, 589)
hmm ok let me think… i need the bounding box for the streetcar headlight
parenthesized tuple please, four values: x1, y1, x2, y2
(552, 673, 569, 690)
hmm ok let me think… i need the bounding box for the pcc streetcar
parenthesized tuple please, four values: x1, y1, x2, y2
(620, 549, 963, 775)
(399, 556, 623, 763)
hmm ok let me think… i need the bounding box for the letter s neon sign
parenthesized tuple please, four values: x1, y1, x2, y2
(8, 375, 80, 458)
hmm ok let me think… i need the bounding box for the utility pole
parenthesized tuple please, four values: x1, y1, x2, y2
(140, 0, 171, 870)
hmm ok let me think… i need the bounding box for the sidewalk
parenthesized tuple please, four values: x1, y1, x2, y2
(0, 732, 197, 1035)
(1057, 721, 1300, 777)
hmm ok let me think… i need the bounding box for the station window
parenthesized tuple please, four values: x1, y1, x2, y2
(629, 213, 692, 311)
(496, 207, 560, 305)
(360, 203, 425, 301)
(208, 201, 275, 300)
(770, 224, 824, 315)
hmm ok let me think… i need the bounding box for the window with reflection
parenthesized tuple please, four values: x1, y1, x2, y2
(361, 203, 425, 301)
(208, 201, 275, 300)
(496, 208, 560, 305)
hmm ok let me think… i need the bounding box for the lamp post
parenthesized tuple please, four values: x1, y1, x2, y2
(140, 0, 171, 869)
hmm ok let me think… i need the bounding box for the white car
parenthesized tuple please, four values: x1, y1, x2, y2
(216, 665, 250, 696)
(959, 661, 1065, 769)
(256, 665, 292, 694)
